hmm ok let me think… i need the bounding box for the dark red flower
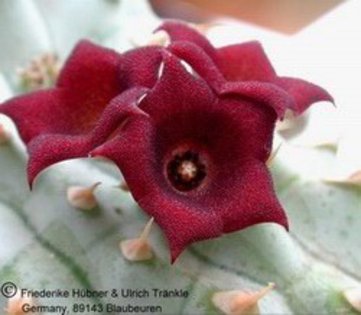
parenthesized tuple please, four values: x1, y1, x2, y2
(157, 21, 333, 116)
(0, 41, 162, 185)
(0, 21, 333, 262)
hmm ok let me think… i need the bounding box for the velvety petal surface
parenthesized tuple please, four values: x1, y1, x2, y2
(214, 159, 288, 233)
(0, 21, 332, 262)
(217, 41, 276, 82)
(220, 81, 296, 118)
(0, 89, 67, 143)
(168, 41, 226, 91)
(0, 40, 124, 143)
(140, 51, 216, 116)
(27, 88, 148, 186)
(275, 77, 335, 114)
(90, 116, 224, 262)
(56, 40, 125, 130)
(157, 20, 218, 63)
(119, 46, 163, 89)
(90, 53, 286, 261)
(156, 20, 332, 119)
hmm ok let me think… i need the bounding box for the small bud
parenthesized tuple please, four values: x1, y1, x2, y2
(0, 123, 10, 145)
(67, 182, 101, 210)
(5, 293, 35, 315)
(18, 52, 61, 91)
(343, 288, 361, 311)
(120, 217, 154, 261)
(266, 143, 282, 167)
(212, 283, 275, 315)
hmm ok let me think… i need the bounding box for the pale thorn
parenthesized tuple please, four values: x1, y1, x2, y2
(0, 123, 10, 145)
(67, 182, 101, 210)
(343, 287, 361, 312)
(323, 170, 361, 186)
(147, 30, 169, 47)
(120, 217, 154, 262)
(5, 292, 35, 315)
(17, 52, 61, 91)
(266, 143, 282, 167)
(212, 283, 275, 315)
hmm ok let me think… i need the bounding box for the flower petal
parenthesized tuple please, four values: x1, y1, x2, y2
(27, 88, 148, 186)
(57, 40, 124, 124)
(90, 117, 223, 263)
(218, 96, 276, 161)
(275, 77, 334, 114)
(216, 160, 288, 233)
(120, 46, 163, 89)
(217, 41, 276, 81)
(0, 40, 124, 144)
(167, 41, 226, 91)
(91, 75, 280, 261)
(27, 133, 91, 187)
(0, 89, 69, 143)
(220, 81, 295, 118)
(156, 20, 218, 62)
(140, 50, 216, 116)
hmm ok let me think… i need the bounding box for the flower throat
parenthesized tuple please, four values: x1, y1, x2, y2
(167, 150, 206, 191)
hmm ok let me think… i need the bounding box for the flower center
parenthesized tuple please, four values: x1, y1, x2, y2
(167, 150, 206, 192)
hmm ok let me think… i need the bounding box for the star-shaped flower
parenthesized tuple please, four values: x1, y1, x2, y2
(0, 21, 333, 262)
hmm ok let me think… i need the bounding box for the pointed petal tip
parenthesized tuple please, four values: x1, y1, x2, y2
(170, 243, 186, 264)
(267, 208, 289, 232)
(276, 77, 334, 115)
(296, 86, 335, 115)
(28, 179, 34, 191)
(155, 20, 217, 62)
(283, 220, 290, 232)
(27, 169, 38, 191)
(220, 81, 295, 119)
(27, 163, 47, 191)
(170, 249, 180, 264)
(278, 212, 289, 231)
